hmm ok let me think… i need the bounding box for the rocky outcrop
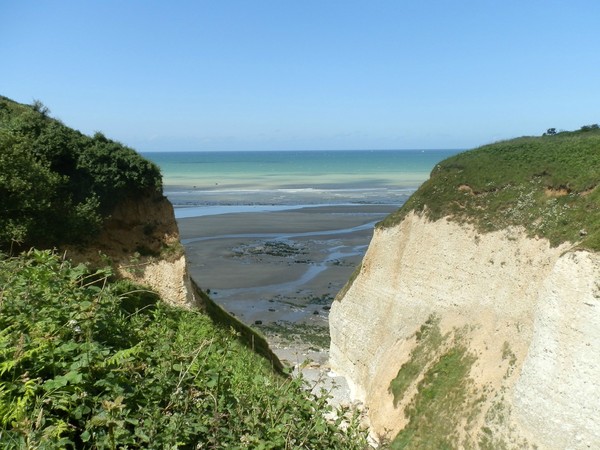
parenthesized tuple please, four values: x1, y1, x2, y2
(329, 212, 600, 448)
(67, 192, 196, 308)
(119, 252, 195, 309)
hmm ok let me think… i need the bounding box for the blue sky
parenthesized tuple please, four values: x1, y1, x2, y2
(2, 1, 599, 151)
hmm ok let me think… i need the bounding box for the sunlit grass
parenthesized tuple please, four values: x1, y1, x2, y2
(379, 128, 600, 251)
(388, 316, 478, 449)
(0, 251, 367, 448)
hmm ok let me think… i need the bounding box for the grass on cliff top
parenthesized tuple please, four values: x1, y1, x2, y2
(378, 127, 600, 251)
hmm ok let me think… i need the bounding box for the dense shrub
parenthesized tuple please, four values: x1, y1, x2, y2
(0, 96, 162, 250)
(0, 251, 367, 449)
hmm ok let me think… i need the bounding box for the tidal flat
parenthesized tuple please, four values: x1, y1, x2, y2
(177, 204, 397, 366)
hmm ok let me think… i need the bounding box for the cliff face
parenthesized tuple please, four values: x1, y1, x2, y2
(329, 212, 600, 448)
(68, 192, 196, 308)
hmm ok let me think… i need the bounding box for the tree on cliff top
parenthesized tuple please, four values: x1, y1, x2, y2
(0, 96, 162, 250)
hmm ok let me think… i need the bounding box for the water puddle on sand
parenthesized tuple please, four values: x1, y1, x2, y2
(214, 243, 368, 298)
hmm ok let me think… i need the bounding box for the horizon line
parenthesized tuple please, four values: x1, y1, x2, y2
(139, 148, 465, 153)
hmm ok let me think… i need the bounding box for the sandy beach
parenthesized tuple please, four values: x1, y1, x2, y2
(179, 205, 395, 319)
(177, 204, 397, 377)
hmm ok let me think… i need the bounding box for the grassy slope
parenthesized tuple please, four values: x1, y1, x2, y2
(0, 251, 365, 448)
(190, 279, 285, 374)
(387, 316, 478, 449)
(379, 128, 600, 251)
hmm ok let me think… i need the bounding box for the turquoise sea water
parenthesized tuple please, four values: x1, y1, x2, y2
(144, 150, 460, 217)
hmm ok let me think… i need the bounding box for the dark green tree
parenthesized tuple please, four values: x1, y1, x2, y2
(0, 96, 162, 250)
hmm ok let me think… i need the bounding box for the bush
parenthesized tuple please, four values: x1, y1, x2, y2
(0, 96, 162, 250)
(0, 251, 367, 448)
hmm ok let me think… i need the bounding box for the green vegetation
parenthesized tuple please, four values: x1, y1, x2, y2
(190, 280, 285, 374)
(257, 321, 331, 351)
(0, 251, 366, 449)
(391, 346, 476, 449)
(388, 316, 443, 406)
(379, 127, 600, 250)
(388, 316, 477, 449)
(501, 341, 517, 372)
(0, 96, 162, 250)
(0, 96, 367, 448)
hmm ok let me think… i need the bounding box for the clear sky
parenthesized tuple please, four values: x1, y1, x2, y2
(2, 1, 599, 151)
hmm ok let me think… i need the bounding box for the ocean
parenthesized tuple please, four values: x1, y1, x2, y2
(143, 150, 460, 217)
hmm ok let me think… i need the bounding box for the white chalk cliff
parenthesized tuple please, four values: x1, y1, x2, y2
(329, 212, 600, 448)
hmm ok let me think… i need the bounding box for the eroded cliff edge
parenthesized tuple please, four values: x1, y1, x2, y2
(330, 129, 600, 448)
(67, 191, 196, 309)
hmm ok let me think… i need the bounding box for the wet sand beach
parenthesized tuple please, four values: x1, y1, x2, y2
(177, 204, 397, 370)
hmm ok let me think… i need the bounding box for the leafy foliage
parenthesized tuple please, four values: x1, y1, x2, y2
(0, 96, 162, 250)
(379, 127, 600, 250)
(0, 251, 367, 449)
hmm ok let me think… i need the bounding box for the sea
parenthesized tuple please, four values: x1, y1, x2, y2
(143, 150, 461, 217)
